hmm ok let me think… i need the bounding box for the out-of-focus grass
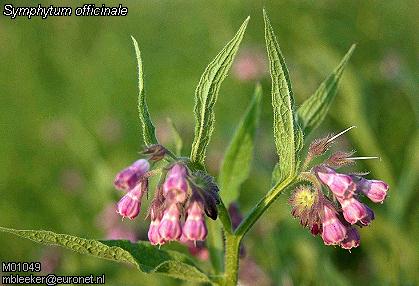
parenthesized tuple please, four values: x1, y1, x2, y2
(0, 1, 417, 285)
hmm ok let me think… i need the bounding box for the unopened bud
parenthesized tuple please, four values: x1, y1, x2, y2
(142, 144, 167, 162)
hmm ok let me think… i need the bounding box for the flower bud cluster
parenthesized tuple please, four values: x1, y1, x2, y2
(113, 146, 219, 247)
(290, 133, 389, 250)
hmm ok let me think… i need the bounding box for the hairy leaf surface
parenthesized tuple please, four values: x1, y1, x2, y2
(190, 18, 250, 167)
(132, 36, 158, 146)
(0, 227, 210, 283)
(263, 10, 301, 182)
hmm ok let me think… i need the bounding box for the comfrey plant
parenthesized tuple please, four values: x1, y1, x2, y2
(0, 10, 389, 286)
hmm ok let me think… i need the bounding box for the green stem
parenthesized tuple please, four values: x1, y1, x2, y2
(235, 175, 296, 238)
(217, 199, 233, 234)
(220, 175, 296, 285)
(223, 233, 241, 286)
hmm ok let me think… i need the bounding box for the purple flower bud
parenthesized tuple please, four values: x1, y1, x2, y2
(182, 202, 208, 241)
(338, 197, 368, 225)
(360, 204, 375, 226)
(357, 178, 388, 203)
(163, 164, 189, 203)
(316, 166, 355, 199)
(114, 159, 150, 191)
(321, 205, 347, 245)
(148, 219, 165, 246)
(311, 223, 321, 236)
(340, 226, 360, 250)
(116, 183, 145, 219)
(158, 203, 182, 241)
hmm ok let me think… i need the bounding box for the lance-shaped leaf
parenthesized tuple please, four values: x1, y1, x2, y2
(190, 17, 250, 167)
(263, 10, 300, 181)
(0, 227, 211, 283)
(131, 36, 158, 146)
(297, 44, 356, 135)
(219, 84, 262, 205)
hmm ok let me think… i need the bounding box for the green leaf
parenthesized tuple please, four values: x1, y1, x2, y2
(263, 10, 300, 181)
(219, 84, 262, 205)
(0, 227, 211, 283)
(190, 17, 250, 167)
(167, 118, 183, 156)
(131, 36, 158, 146)
(297, 44, 356, 135)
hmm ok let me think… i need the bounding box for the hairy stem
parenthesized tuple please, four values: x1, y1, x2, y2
(223, 233, 241, 286)
(217, 199, 233, 234)
(219, 175, 296, 285)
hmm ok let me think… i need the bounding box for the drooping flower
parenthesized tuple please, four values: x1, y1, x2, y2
(114, 159, 150, 191)
(321, 204, 347, 245)
(360, 204, 375, 226)
(158, 203, 182, 241)
(116, 180, 147, 219)
(147, 202, 165, 245)
(316, 166, 355, 199)
(340, 226, 360, 250)
(163, 163, 189, 203)
(356, 178, 388, 203)
(182, 201, 207, 241)
(148, 218, 164, 245)
(337, 197, 368, 225)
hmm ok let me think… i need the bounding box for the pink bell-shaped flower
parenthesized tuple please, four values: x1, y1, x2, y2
(357, 178, 388, 203)
(316, 166, 355, 199)
(321, 205, 347, 245)
(182, 202, 207, 241)
(114, 159, 150, 191)
(158, 203, 182, 241)
(338, 197, 368, 225)
(163, 164, 189, 203)
(116, 182, 146, 219)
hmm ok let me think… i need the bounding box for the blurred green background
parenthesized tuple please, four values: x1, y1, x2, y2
(0, 1, 417, 285)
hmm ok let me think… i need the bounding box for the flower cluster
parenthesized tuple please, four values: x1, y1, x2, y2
(113, 145, 219, 246)
(289, 131, 389, 250)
